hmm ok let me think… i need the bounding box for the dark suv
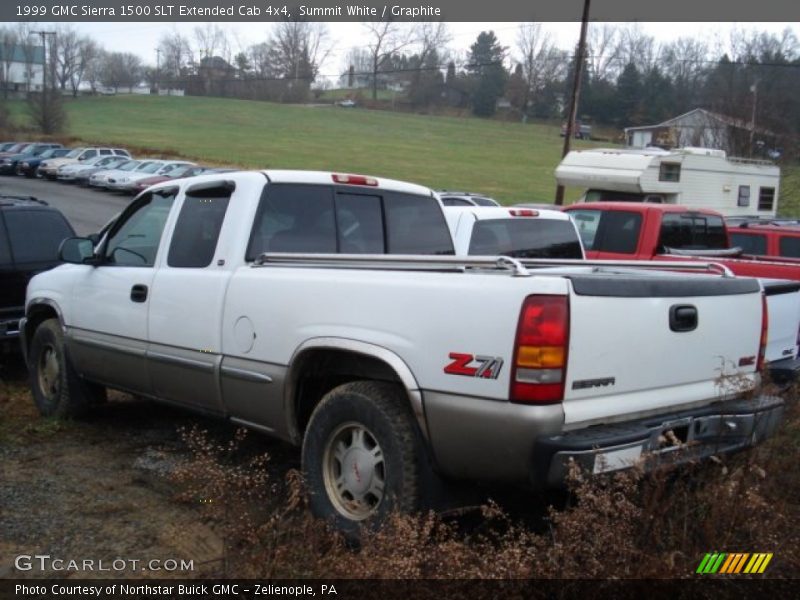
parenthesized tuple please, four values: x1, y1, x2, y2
(1, 196, 75, 346)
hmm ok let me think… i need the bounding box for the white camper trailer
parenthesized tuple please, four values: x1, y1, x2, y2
(555, 146, 781, 217)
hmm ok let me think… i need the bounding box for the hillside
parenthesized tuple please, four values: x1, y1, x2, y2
(10, 95, 604, 204)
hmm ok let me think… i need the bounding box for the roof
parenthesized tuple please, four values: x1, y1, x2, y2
(0, 195, 49, 208)
(0, 44, 45, 65)
(564, 202, 723, 217)
(443, 206, 571, 222)
(624, 108, 776, 136)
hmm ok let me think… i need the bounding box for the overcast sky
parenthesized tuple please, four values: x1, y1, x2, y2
(57, 21, 800, 82)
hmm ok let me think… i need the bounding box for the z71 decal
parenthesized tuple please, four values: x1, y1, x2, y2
(444, 353, 504, 379)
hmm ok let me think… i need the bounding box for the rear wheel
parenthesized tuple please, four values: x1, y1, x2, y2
(29, 319, 106, 418)
(302, 381, 421, 535)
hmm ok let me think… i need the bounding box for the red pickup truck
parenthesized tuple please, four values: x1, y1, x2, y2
(562, 202, 800, 383)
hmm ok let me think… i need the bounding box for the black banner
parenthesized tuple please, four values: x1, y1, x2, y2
(4, 0, 800, 22)
(1, 579, 799, 600)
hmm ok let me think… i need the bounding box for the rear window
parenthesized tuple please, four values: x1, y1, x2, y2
(779, 236, 800, 259)
(730, 232, 767, 256)
(4, 210, 74, 263)
(569, 209, 641, 254)
(659, 213, 728, 250)
(441, 197, 473, 207)
(247, 184, 453, 259)
(468, 218, 582, 258)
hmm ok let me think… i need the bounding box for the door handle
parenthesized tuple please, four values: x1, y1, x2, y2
(669, 304, 697, 332)
(130, 284, 148, 303)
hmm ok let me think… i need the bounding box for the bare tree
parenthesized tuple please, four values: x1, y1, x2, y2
(515, 23, 565, 115)
(587, 23, 620, 82)
(411, 22, 450, 84)
(615, 25, 659, 75)
(100, 52, 142, 93)
(52, 25, 81, 91)
(264, 21, 333, 82)
(158, 29, 193, 90)
(193, 24, 229, 63)
(68, 37, 98, 97)
(362, 22, 413, 100)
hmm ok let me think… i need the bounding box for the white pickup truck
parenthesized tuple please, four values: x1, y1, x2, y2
(21, 170, 783, 533)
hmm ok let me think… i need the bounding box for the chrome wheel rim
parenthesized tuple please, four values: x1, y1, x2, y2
(322, 422, 385, 521)
(37, 344, 60, 401)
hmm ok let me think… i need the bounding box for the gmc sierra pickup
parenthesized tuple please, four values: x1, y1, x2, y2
(21, 171, 783, 533)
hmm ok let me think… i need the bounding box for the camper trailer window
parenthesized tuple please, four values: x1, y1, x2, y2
(737, 186, 751, 208)
(659, 163, 681, 182)
(758, 187, 775, 211)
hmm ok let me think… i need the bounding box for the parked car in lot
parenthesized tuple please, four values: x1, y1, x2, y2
(20, 170, 783, 535)
(88, 159, 142, 189)
(728, 221, 800, 261)
(39, 147, 131, 179)
(437, 191, 501, 207)
(0, 143, 63, 175)
(129, 165, 228, 195)
(0, 196, 75, 347)
(71, 156, 131, 186)
(107, 160, 196, 193)
(17, 148, 72, 178)
(56, 155, 128, 182)
(445, 206, 583, 258)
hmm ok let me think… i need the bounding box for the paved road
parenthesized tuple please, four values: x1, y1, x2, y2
(0, 176, 133, 235)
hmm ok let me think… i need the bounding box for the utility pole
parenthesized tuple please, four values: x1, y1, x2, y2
(554, 0, 591, 205)
(749, 80, 758, 157)
(31, 30, 56, 132)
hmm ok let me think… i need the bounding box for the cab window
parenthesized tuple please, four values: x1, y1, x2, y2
(104, 190, 176, 266)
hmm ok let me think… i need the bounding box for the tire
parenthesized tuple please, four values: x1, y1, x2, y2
(301, 381, 422, 535)
(28, 319, 106, 418)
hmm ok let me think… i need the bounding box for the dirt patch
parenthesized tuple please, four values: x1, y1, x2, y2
(0, 357, 298, 579)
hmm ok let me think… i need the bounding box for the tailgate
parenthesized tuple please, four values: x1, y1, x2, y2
(563, 272, 763, 428)
(762, 280, 800, 363)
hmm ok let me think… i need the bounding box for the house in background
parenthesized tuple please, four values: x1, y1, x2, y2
(0, 43, 44, 94)
(624, 108, 776, 157)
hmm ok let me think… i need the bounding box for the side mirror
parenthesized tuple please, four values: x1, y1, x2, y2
(59, 237, 98, 265)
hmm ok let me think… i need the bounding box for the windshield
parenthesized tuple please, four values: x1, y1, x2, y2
(117, 160, 140, 171)
(65, 148, 84, 158)
(38, 149, 58, 159)
(99, 157, 126, 168)
(81, 156, 105, 166)
(16, 144, 36, 154)
(138, 162, 164, 174)
(468, 218, 583, 258)
(166, 166, 197, 178)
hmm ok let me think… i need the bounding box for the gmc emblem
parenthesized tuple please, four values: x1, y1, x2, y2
(444, 353, 504, 379)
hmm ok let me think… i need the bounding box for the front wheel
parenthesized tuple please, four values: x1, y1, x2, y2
(301, 381, 422, 535)
(28, 319, 106, 418)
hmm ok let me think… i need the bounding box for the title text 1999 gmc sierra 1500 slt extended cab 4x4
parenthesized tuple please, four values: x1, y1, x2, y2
(21, 171, 783, 533)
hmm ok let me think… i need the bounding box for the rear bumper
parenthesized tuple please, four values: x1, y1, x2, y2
(533, 395, 785, 487)
(768, 356, 800, 385)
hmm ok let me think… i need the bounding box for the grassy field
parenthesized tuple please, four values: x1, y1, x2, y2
(9, 95, 604, 204)
(8, 94, 799, 213)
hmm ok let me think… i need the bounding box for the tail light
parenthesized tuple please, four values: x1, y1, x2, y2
(510, 295, 569, 404)
(757, 293, 768, 372)
(509, 209, 539, 217)
(332, 173, 378, 186)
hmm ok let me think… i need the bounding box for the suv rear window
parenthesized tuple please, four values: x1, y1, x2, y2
(659, 213, 728, 250)
(730, 232, 767, 255)
(4, 210, 74, 263)
(468, 219, 582, 258)
(247, 184, 453, 259)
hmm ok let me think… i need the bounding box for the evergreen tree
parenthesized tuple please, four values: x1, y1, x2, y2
(615, 62, 643, 126)
(467, 31, 507, 117)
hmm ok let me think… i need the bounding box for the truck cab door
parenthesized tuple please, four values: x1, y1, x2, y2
(66, 189, 177, 394)
(146, 181, 235, 415)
